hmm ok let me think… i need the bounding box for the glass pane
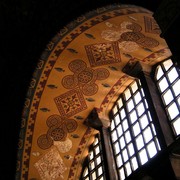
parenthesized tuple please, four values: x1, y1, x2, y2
(124, 88, 131, 100)
(96, 156, 101, 165)
(122, 119, 128, 131)
(139, 149, 148, 165)
(141, 88, 145, 97)
(113, 105, 118, 114)
(85, 177, 90, 180)
(167, 102, 179, 120)
(117, 125, 123, 137)
(133, 122, 141, 137)
(83, 167, 88, 177)
(128, 143, 134, 156)
(89, 151, 94, 160)
(163, 59, 173, 70)
(116, 154, 123, 167)
(151, 124, 157, 136)
(115, 114, 120, 125)
(118, 98, 123, 108)
(131, 157, 138, 171)
(155, 137, 161, 151)
(98, 166, 103, 176)
(91, 171, 96, 180)
(114, 142, 120, 154)
(137, 102, 145, 116)
(120, 108, 126, 119)
(125, 162, 132, 176)
(119, 136, 126, 149)
(119, 168, 125, 180)
(131, 81, 138, 93)
(129, 110, 137, 124)
(178, 96, 180, 106)
(127, 99, 134, 112)
(125, 131, 131, 143)
(95, 146, 100, 155)
(93, 138, 98, 145)
(140, 114, 149, 129)
(143, 127, 153, 143)
(147, 141, 157, 158)
(173, 118, 180, 136)
(122, 149, 129, 162)
(134, 92, 141, 105)
(162, 89, 173, 105)
(172, 79, 180, 96)
(111, 130, 118, 142)
(110, 120, 115, 131)
(155, 65, 163, 80)
(167, 67, 178, 83)
(158, 77, 169, 92)
(90, 161, 95, 170)
(136, 135, 144, 150)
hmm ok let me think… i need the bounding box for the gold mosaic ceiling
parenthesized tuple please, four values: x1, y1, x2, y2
(16, 4, 172, 180)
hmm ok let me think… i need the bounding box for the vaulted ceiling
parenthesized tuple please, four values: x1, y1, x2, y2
(14, 3, 172, 180)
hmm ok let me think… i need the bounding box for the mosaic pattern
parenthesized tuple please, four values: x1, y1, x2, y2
(37, 115, 78, 149)
(34, 147, 67, 180)
(62, 59, 110, 96)
(54, 88, 87, 117)
(144, 16, 161, 34)
(85, 42, 121, 67)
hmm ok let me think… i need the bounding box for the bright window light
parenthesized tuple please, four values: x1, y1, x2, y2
(139, 149, 148, 165)
(147, 141, 157, 158)
(173, 118, 180, 136)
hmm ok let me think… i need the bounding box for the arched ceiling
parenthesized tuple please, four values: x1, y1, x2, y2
(16, 4, 171, 180)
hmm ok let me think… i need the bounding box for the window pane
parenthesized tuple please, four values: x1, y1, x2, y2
(113, 105, 118, 114)
(128, 143, 134, 156)
(119, 168, 125, 180)
(122, 149, 128, 162)
(116, 154, 123, 167)
(119, 136, 126, 149)
(140, 114, 149, 129)
(125, 162, 132, 176)
(110, 120, 115, 130)
(111, 130, 118, 142)
(83, 167, 88, 177)
(117, 98, 123, 108)
(158, 77, 168, 92)
(98, 166, 103, 176)
(134, 92, 141, 104)
(172, 79, 180, 96)
(120, 108, 126, 119)
(155, 65, 163, 80)
(89, 151, 94, 160)
(139, 149, 148, 165)
(129, 110, 137, 124)
(117, 125, 123, 137)
(127, 99, 134, 112)
(167, 67, 178, 83)
(90, 161, 95, 170)
(133, 122, 141, 137)
(147, 141, 157, 158)
(115, 114, 120, 125)
(124, 89, 131, 100)
(131, 157, 138, 171)
(131, 81, 138, 93)
(95, 146, 100, 155)
(163, 59, 173, 70)
(96, 156, 101, 165)
(122, 119, 128, 131)
(91, 171, 96, 180)
(162, 89, 173, 105)
(137, 102, 145, 116)
(136, 135, 144, 150)
(114, 142, 120, 154)
(125, 131, 131, 143)
(173, 118, 180, 136)
(143, 127, 153, 143)
(167, 102, 179, 120)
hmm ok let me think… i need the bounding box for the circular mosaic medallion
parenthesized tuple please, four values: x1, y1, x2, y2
(78, 70, 93, 83)
(46, 115, 63, 128)
(82, 83, 98, 96)
(37, 134, 53, 150)
(126, 22, 142, 32)
(62, 75, 78, 89)
(68, 59, 86, 73)
(50, 127, 67, 141)
(64, 119, 78, 133)
(120, 31, 144, 42)
(137, 36, 159, 48)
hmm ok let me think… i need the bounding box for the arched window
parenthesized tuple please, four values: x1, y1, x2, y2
(109, 79, 161, 179)
(154, 59, 180, 136)
(81, 133, 107, 180)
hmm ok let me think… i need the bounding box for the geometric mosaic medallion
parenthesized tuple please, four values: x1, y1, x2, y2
(54, 88, 87, 118)
(85, 42, 121, 67)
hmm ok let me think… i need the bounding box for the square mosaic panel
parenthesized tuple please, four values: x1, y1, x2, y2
(54, 88, 87, 118)
(85, 42, 121, 67)
(34, 147, 67, 180)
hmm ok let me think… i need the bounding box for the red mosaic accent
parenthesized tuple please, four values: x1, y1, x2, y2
(54, 88, 87, 118)
(85, 42, 121, 67)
